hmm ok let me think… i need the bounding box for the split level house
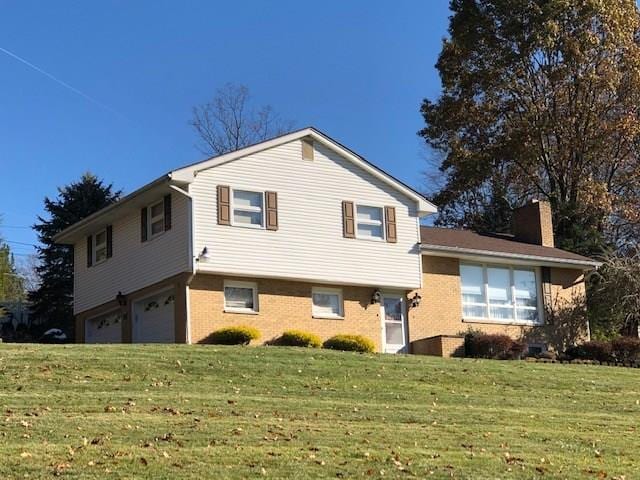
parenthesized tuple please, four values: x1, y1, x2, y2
(54, 128, 600, 356)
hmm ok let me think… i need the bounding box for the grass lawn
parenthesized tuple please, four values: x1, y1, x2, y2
(0, 345, 638, 479)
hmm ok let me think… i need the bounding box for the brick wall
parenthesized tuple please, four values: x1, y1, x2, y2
(189, 274, 385, 351)
(411, 335, 465, 357)
(409, 256, 589, 352)
(76, 257, 588, 355)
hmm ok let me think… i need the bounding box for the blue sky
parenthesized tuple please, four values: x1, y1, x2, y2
(0, 0, 450, 259)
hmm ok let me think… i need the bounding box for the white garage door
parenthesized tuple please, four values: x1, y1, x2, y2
(132, 289, 175, 343)
(86, 311, 123, 343)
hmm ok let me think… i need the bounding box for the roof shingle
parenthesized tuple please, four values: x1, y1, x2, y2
(420, 226, 598, 266)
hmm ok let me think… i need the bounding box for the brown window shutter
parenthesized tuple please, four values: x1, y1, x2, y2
(342, 201, 355, 238)
(141, 207, 148, 242)
(163, 194, 172, 231)
(541, 267, 552, 323)
(265, 191, 278, 230)
(106, 225, 113, 258)
(217, 185, 231, 225)
(86, 235, 93, 267)
(384, 206, 397, 243)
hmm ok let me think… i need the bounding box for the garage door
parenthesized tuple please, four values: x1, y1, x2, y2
(132, 289, 175, 343)
(86, 311, 123, 343)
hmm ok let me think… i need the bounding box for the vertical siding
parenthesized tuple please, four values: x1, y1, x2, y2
(73, 192, 191, 314)
(190, 139, 422, 288)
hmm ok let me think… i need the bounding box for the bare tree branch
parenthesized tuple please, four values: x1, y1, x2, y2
(190, 83, 294, 156)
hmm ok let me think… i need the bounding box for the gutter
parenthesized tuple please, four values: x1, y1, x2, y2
(53, 174, 173, 244)
(420, 244, 602, 269)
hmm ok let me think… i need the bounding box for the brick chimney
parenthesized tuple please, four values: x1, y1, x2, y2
(512, 200, 555, 247)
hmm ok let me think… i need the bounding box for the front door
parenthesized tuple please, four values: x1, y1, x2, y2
(381, 294, 407, 353)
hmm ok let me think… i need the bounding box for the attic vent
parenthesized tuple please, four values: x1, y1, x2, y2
(302, 138, 314, 161)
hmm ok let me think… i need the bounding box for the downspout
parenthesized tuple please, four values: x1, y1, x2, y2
(169, 184, 195, 344)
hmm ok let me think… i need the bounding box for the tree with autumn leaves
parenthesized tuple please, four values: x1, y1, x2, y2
(421, 0, 640, 257)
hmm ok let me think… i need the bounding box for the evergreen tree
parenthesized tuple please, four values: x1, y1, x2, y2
(29, 174, 120, 338)
(0, 240, 24, 302)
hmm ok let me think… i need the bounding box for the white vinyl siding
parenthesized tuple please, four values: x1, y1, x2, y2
(312, 287, 343, 318)
(73, 191, 190, 314)
(191, 140, 422, 289)
(460, 263, 542, 325)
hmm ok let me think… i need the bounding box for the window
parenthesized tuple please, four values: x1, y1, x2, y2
(224, 280, 258, 313)
(356, 205, 384, 240)
(94, 229, 107, 264)
(460, 263, 542, 324)
(527, 344, 546, 355)
(312, 287, 343, 318)
(149, 201, 165, 237)
(232, 190, 264, 228)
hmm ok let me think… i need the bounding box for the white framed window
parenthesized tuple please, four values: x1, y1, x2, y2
(355, 204, 385, 240)
(94, 229, 108, 264)
(312, 287, 344, 319)
(224, 280, 258, 313)
(460, 263, 542, 325)
(148, 200, 165, 238)
(232, 189, 264, 228)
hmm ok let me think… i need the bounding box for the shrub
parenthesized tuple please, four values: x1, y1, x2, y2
(205, 326, 260, 345)
(564, 340, 612, 363)
(274, 330, 322, 348)
(464, 331, 525, 360)
(611, 337, 640, 363)
(323, 334, 375, 353)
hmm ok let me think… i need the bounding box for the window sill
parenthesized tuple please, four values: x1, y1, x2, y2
(230, 223, 265, 230)
(354, 236, 385, 243)
(462, 317, 543, 327)
(224, 309, 259, 315)
(313, 314, 344, 320)
(143, 230, 167, 245)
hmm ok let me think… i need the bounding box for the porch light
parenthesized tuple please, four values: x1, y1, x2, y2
(409, 292, 422, 309)
(198, 246, 210, 262)
(116, 291, 127, 306)
(370, 289, 382, 305)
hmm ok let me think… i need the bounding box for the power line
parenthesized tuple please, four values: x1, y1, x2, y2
(0, 225, 32, 229)
(3, 240, 37, 247)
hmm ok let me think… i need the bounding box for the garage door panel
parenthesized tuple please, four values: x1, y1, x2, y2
(133, 289, 175, 343)
(86, 311, 123, 343)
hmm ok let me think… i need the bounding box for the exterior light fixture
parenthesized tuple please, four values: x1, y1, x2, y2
(198, 246, 210, 262)
(116, 291, 127, 306)
(409, 292, 422, 309)
(370, 289, 382, 305)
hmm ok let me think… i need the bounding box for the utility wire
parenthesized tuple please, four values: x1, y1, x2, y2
(3, 240, 37, 247)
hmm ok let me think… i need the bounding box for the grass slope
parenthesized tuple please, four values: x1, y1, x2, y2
(0, 345, 638, 479)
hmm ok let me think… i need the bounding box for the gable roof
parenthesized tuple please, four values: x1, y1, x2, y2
(54, 127, 436, 244)
(420, 226, 600, 269)
(170, 127, 437, 215)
